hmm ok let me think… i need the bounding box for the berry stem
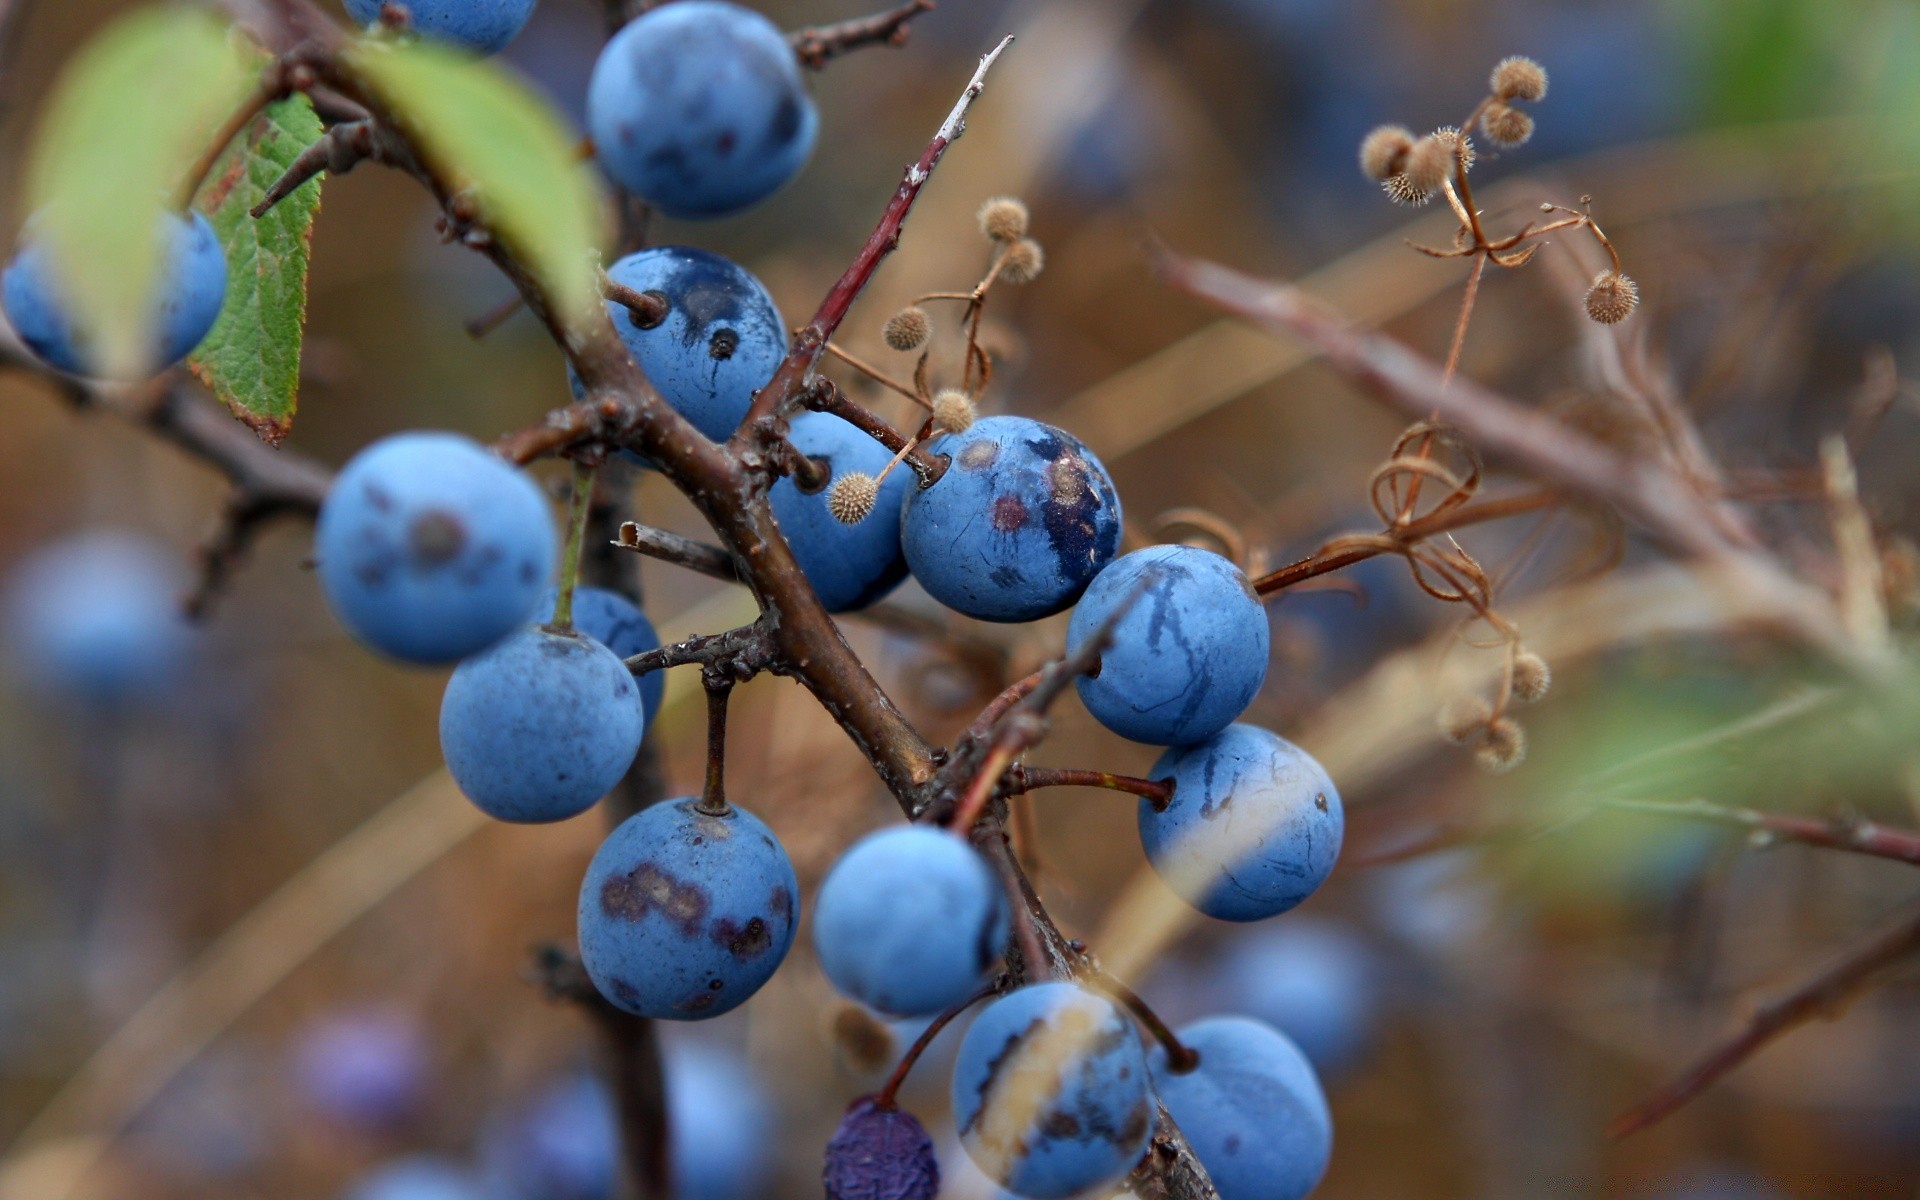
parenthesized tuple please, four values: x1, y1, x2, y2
(822, 341, 930, 407)
(550, 459, 598, 633)
(873, 978, 1003, 1109)
(1009, 767, 1174, 812)
(697, 677, 734, 816)
(1087, 968, 1200, 1075)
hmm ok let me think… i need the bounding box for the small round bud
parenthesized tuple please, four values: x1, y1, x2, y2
(1481, 101, 1534, 148)
(882, 306, 932, 352)
(1511, 651, 1551, 703)
(931, 388, 976, 434)
(829, 1004, 897, 1076)
(828, 472, 880, 525)
(1359, 124, 1416, 180)
(1438, 695, 1492, 745)
(999, 238, 1045, 284)
(1491, 56, 1548, 102)
(977, 195, 1030, 242)
(1584, 271, 1639, 324)
(1475, 717, 1527, 774)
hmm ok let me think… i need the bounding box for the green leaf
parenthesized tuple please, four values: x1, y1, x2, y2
(24, 8, 259, 379)
(350, 39, 607, 333)
(188, 94, 324, 445)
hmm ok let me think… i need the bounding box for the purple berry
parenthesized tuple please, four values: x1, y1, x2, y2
(824, 1097, 939, 1200)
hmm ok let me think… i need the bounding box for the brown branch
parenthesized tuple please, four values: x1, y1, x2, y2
(1603, 797, 1920, 869)
(738, 35, 1012, 436)
(1010, 767, 1174, 811)
(799, 378, 947, 486)
(790, 0, 935, 69)
(1252, 489, 1559, 595)
(613, 521, 740, 583)
(624, 623, 770, 679)
(1609, 895, 1920, 1138)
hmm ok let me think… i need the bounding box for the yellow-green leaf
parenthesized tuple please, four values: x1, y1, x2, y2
(189, 94, 324, 446)
(350, 39, 607, 333)
(24, 8, 259, 379)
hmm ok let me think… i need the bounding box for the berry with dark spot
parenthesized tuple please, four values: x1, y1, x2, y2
(574, 246, 787, 446)
(588, 1, 818, 218)
(901, 416, 1123, 623)
(542, 585, 664, 732)
(343, 0, 537, 54)
(3, 530, 195, 707)
(824, 1097, 939, 1200)
(813, 826, 1008, 1017)
(578, 797, 799, 1019)
(3, 209, 226, 379)
(771, 412, 912, 612)
(950, 982, 1152, 1199)
(1067, 545, 1269, 746)
(316, 432, 556, 665)
(1139, 724, 1344, 922)
(1147, 1016, 1332, 1200)
(439, 625, 644, 822)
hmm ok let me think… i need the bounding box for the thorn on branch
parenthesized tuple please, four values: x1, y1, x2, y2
(789, 0, 936, 70)
(250, 119, 395, 220)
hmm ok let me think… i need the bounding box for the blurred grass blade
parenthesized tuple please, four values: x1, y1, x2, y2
(350, 40, 608, 332)
(188, 95, 324, 445)
(23, 8, 258, 379)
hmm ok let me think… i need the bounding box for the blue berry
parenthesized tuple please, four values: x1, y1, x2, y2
(577, 247, 787, 445)
(439, 625, 643, 822)
(951, 982, 1152, 1199)
(813, 826, 1008, 1017)
(544, 585, 664, 731)
(316, 432, 556, 664)
(348, 1156, 489, 1200)
(291, 1007, 430, 1130)
(482, 1074, 618, 1200)
(901, 416, 1123, 623)
(1214, 918, 1378, 1077)
(3, 210, 226, 379)
(2, 530, 194, 706)
(771, 412, 911, 612)
(825, 1097, 939, 1200)
(588, 2, 817, 218)
(578, 797, 798, 1019)
(1139, 724, 1343, 922)
(665, 1040, 776, 1200)
(1147, 1016, 1331, 1200)
(343, 0, 537, 54)
(1067, 545, 1269, 746)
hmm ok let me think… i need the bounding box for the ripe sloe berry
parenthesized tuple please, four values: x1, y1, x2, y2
(1147, 1016, 1332, 1200)
(342, 0, 537, 54)
(1067, 544, 1269, 746)
(950, 982, 1152, 1199)
(813, 826, 1008, 1017)
(1139, 724, 1344, 922)
(316, 432, 555, 664)
(824, 1097, 939, 1200)
(771, 412, 912, 612)
(542, 585, 663, 732)
(578, 797, 798, 1019)
(588, 2, 817, 217)
(901, 416, 1123, 623)
(439, 625, 643, 822)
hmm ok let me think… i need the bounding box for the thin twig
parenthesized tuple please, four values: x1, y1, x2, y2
(1602, 797, 1920, 869)
(1010, 767, 1174, 811)
(789, 0, 936, 69)
(613, 521, 740, 583)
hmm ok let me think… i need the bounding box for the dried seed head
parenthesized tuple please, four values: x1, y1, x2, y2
(1432, 126, 1476, 171)
(1383, 173, 1434, 206)
(1584, 271, 1640, 324)
(999, 238, 1045, 284)
(828, 1003, 896, 1075)
(1438, 695, 1493, 745)
(1481, 101, 1535, 148)
(1359, 124, 1417, 180)
(1511, 651, 1551, 703)
(932, 388, 977, 434)
(827, 472, 880, 524)
(882, 306, 932, 352)
(1475, 717, 1527, 774)
(1491, 56, 1548, 102)
(1404, 132, 1463, 197)
(978, 195, 1030, 242)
